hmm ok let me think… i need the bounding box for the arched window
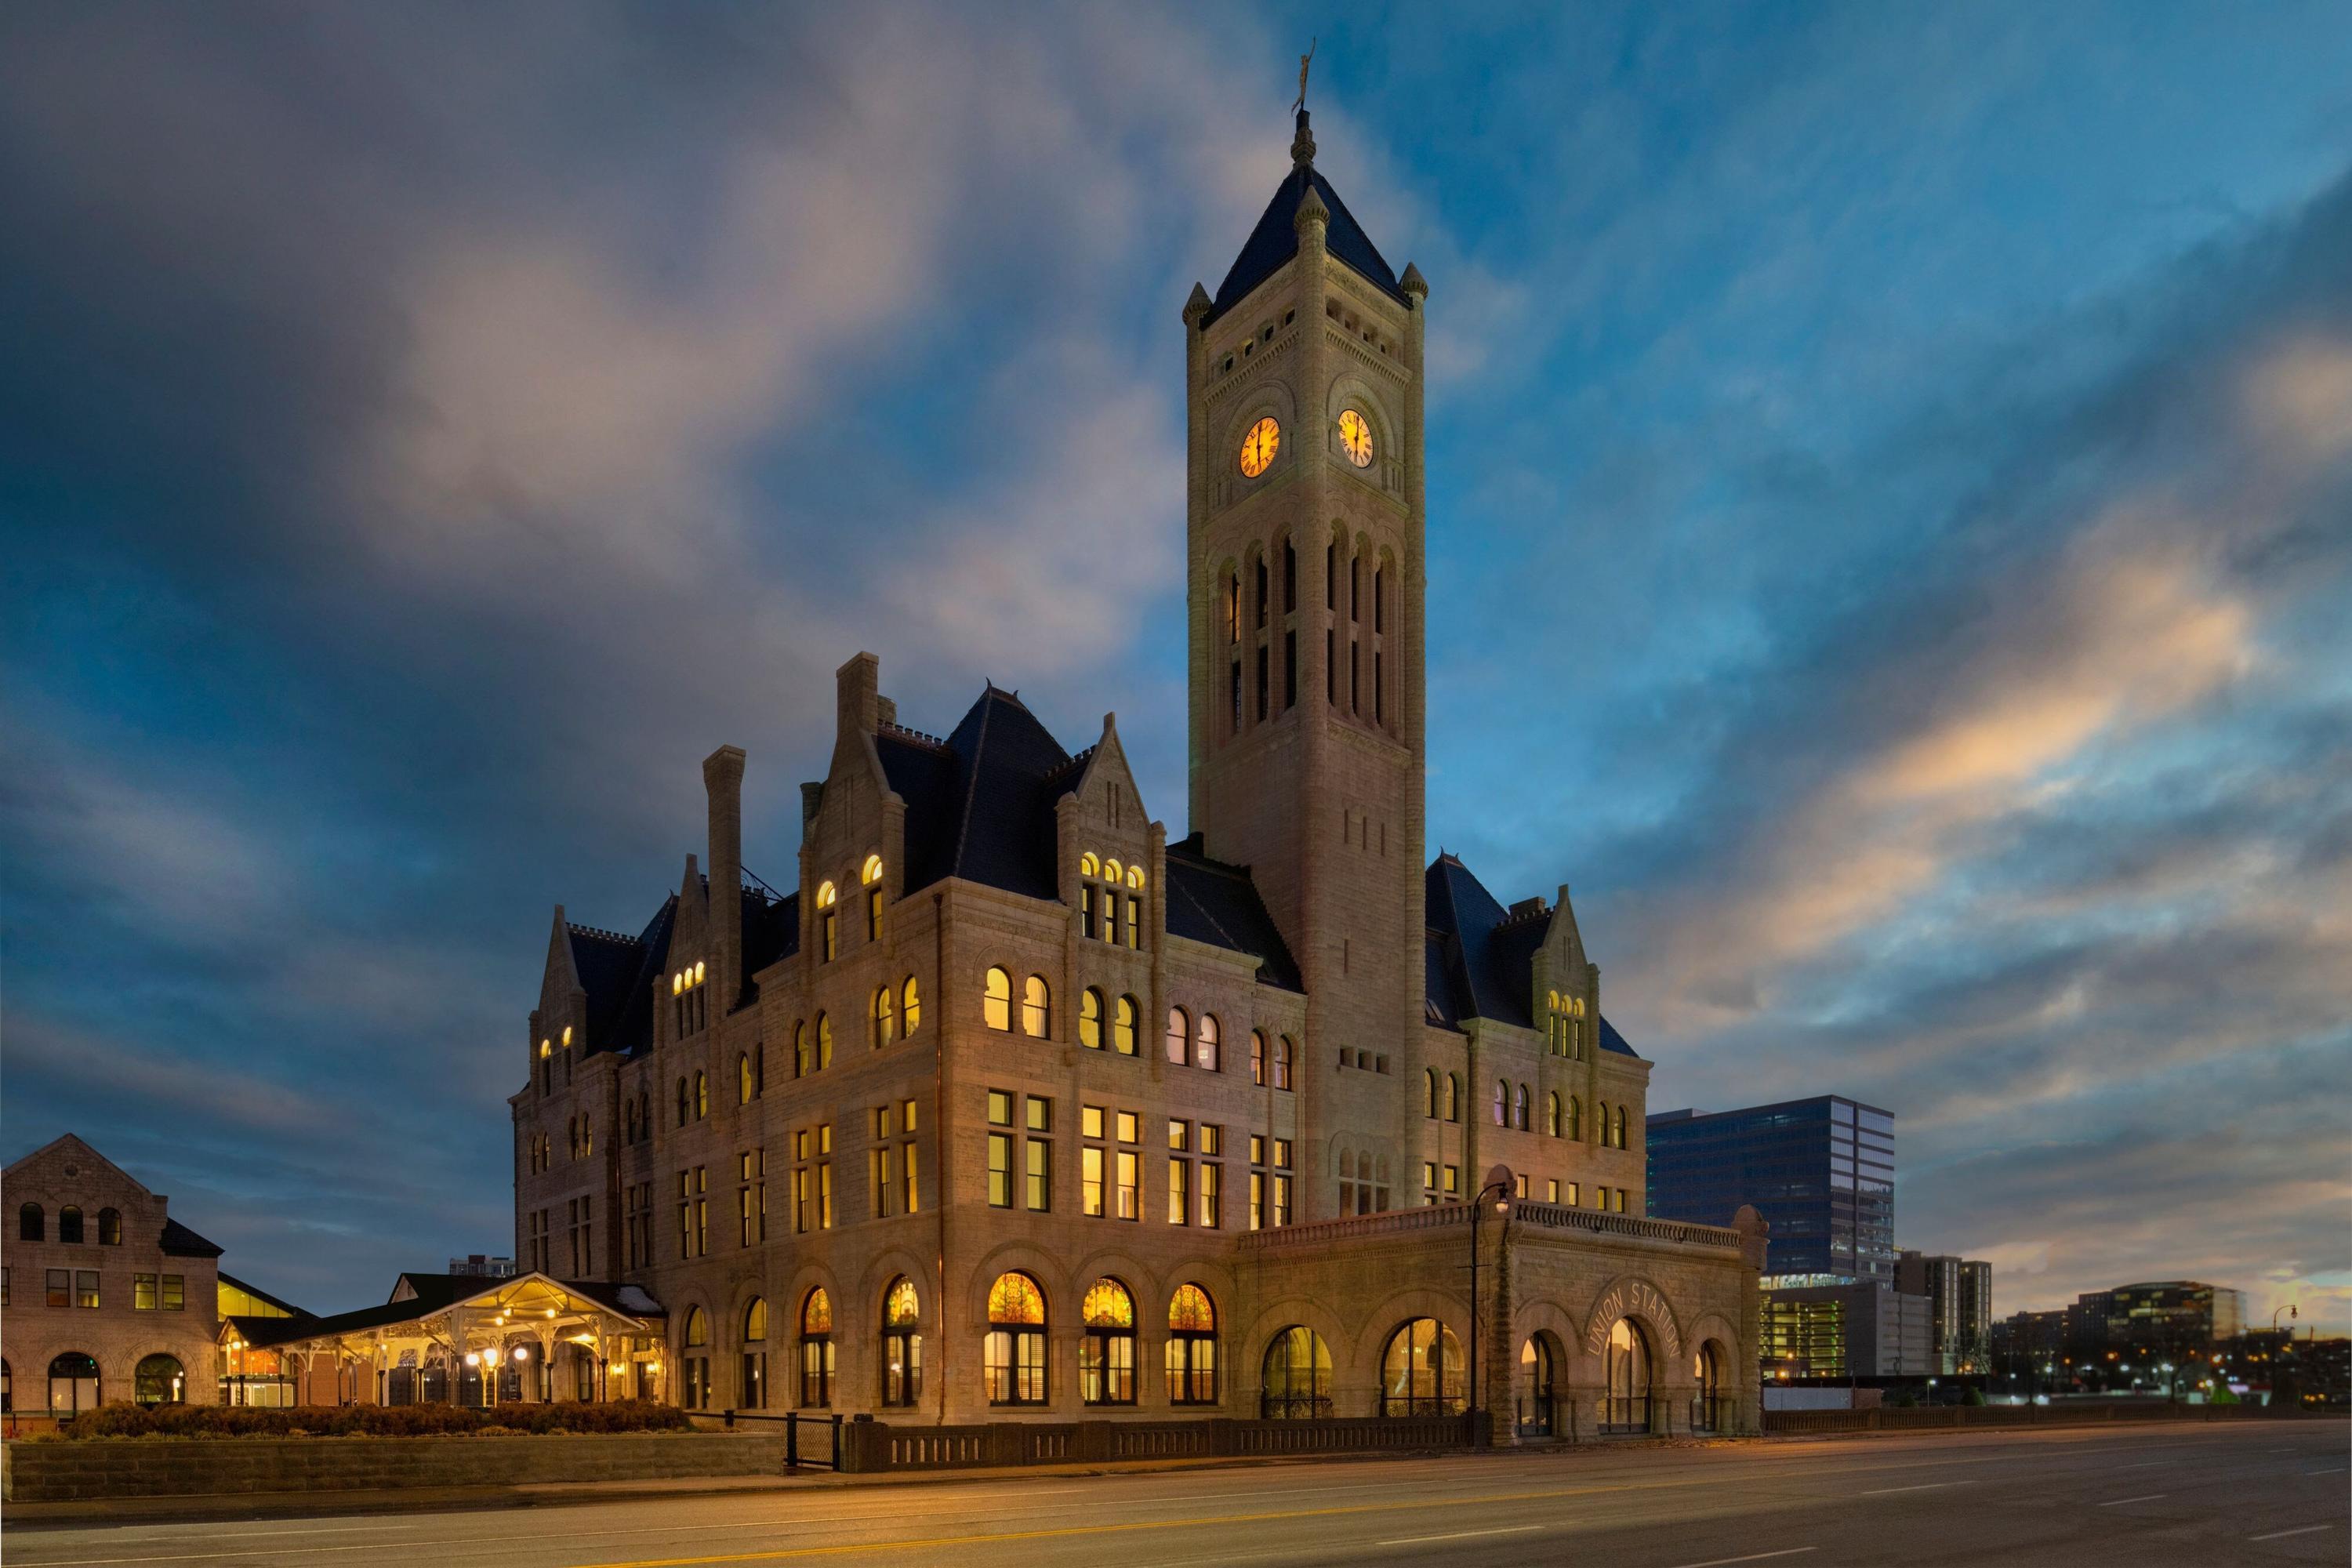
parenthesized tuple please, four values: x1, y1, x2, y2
(1380, 1318, 1465, 1415)
(793, 1022, 809, 1078)
(1515, 1083, 1530, 1131)
(1597, 1101, 1612, 1146)
(1693, 1341, 1727, 1433)
(1196, 1014, 1221, 1072)
(862, 853, 885, 940)
(695, 1072, 709, 1119)
(681, 1306, 711, 1411)
(1253, 1030, 1269, 1086)
(902, 975, 921, 1034)
(1519, 1337, 1556, 1437)
(135, 1354, 186, 1406)
(1079, 1278, 1137, 1406)
(817, 1011, 834, 1070)
(1022, 975, 1051, 1038)
(1491, 1081, 1508, 1127)
(741, 1297, 769, 1410)
(1547, 1092, 1563, 1138)
(1615, 1105, 1629, 1149)
(1445, 1073, 1461, 1122)
(882, 1277, 922, 1407)
(1113, 995, 1139, 1055)
(739, 1054, 754, 1104)
(872, 985, 896, 1049)
(799, 1289, 834, 1408)
(983, 967, 1013, 1032)
(1167, 1285, 1218, 1405)
(1165, 1007, 1190, 1065)
(1079, 987, 1105, 1049)
(97, 1208, 122, 1246)
(984, 1272, 1047, 1406)
(1602, 1318, 1653, 1432)
(59, 1207, 84, 1245)
(1568, 1096, 1583, 1141)
(1425, 1068, 1441, 1118)
(48, 1352, 100, 1416)
(1259, 1326, 1332, 1419)
(676, 1077, 691, 1127)
(1275, 1034, 1295, 1090)
(815, 879, 839, 962)
(18, 1203, 42, 1242)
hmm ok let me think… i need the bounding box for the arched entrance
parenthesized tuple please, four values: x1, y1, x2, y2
(135, 1354, 187, 1406)
(1692, 1340, 1729, 1432)
(1516, 1336, 1555, 1437)
(1259, 1326, 1330, 1418)
(1601, 1318, 1652, 1434)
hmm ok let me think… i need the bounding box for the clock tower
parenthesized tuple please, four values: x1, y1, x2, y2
(1183, 108, 1429, 1215)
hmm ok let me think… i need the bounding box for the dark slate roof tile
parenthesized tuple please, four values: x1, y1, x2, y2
(1165, 836, 1305, 993)
(1206, 141, 1407, 328)
(160, 1218, 223, 1258)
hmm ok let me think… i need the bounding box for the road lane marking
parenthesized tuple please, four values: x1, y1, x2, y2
(1860, 1481, 1970, 1495)
(2303, 1466, 2347, 1475)
(2108, 1461, 2170, 1470)
(2249, 1524, 2332, 1541)
(2096, 1494, 2166, 1507)
(1378, 1525, 1544, 1545)
(1668, 1552, 1818, 1568)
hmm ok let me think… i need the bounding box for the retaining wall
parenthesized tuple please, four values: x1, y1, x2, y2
(1, 1431, 782, 1503)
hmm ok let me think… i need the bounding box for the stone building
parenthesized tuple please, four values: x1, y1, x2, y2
(514, 109, 1761, 1439)
(2, 1134, 223, 1420)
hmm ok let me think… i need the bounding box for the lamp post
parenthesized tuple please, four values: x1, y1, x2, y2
(1467, 1170, 1514, 1446)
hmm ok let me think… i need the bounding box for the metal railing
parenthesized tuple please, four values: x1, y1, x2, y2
(716, 1408, 842, 1468)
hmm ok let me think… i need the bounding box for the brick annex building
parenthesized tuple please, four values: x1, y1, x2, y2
(515, 111, 1762, 1441)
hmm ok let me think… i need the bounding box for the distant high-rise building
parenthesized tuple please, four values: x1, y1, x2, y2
(1647, 1097, 1896, 1285)
(447, 1254, 517, 1279)
(1896, 1250, 1993, 1373)
(1760, 1279, 1933, 1379)
(2073, 1281, 2245, 1352)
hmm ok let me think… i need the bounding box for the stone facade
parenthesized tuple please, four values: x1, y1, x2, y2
(511, 109, 1759, 1436)
(3, 1135, 222, 1418)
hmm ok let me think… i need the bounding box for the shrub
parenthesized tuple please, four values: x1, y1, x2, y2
(1961, 1385, 1986, 1406)
(56, 1399, 693, 1440)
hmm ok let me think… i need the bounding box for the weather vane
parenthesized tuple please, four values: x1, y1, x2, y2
(1294, 38, 1316, 116)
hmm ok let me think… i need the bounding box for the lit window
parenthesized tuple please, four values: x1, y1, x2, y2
(1080, 1278, 1137, 1406)
(1079, 988, 1105, 1050)
(1166, 1007, 1190, 1065)
(1167, 1284, 1218, 1405)
(1113, 995, 1139, 1055)
(1022, 975, 1051, 1037)
(1080, 852, 1100, 879)
(984, 1272, 1047, 1406)
(1196, 1014, 1220, 1072)
(983, 967, 1012, 1032)
(902, 975, 921, 1034)
(872, 985, 896, 1048)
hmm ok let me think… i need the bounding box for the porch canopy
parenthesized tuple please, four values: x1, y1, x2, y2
(224, 1271, 665, 1405)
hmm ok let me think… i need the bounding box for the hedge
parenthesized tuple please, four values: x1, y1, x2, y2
(53, 1399, 695, 1439)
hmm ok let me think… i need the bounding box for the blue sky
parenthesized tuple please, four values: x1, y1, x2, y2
(4, 2, 2347, 1323)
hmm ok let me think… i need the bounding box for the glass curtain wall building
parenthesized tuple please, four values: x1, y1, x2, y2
(1646, 1097, 1895, 1285)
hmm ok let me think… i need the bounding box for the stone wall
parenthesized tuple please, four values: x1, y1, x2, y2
(1, 1432, 782, 1503)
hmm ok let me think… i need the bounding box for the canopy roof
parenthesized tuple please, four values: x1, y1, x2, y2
(223, 1271, 661, 1358)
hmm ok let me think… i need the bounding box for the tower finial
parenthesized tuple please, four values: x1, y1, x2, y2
(1293, 38, 1316, 117)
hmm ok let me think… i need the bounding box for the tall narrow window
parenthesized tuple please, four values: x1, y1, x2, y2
(1255, 644, 1269, 720)
(882, 1278, 922, 1407)
(1167, 1285, 1219, 1405)
(862, 855, 885, 940)
(1283, 630, 1297, 710)
(902, 975, 921, 1034)
(1252, 1030, 1269, 1087)
(799, 1290, 834, 1408)
(1254, 557, 1268, 629)
(1326, 629, 1335, 702)
(1021, 975, 1051, 1038)
(1283, 539, 1297, 612)
(984, 1272, 1047, 1406)
(816, 880, 838, 962)
(983, 967, 1012, 1032)
(1079, 1279, 1137, 1406)
(1165, 1007, 1189, 1065)
(1114, 995, 1138, 1055)
(1196, 1014, 1221, 1072)
(1275, 1035, 1295, 1091)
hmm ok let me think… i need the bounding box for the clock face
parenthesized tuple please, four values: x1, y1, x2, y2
(1338, 409, 1374, 467)
(1239, 416, 1280, 477)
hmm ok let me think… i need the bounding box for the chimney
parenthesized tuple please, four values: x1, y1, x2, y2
(837, 652, 880, 739)
(703, 746, 746, 1010)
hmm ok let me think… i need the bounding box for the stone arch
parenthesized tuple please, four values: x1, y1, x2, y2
(855, 1246, 936, 1330)
(1345, 1282, 1472, 1389)
(1322, 373, 1396, 450)
(1577, 1274, 1686, 1370)
(963, 1240, 1065, 1330)
(1222, 385, 1300, 472)
(1239, 1292, 1351, 1407)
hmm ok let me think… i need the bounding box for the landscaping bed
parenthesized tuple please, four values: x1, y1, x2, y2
(42, 1399, 691, 1440)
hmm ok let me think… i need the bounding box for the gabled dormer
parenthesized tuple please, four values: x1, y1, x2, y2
(1531, 884, 1599, 1062)
(1054, 712, 1164, 951)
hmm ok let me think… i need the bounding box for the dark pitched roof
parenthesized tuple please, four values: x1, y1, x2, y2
(1422, 853, 1637, 1056)
(567, 896, 676, 1057)
(879, 685, 1073, 901)
(1205, 121, 1407, 328)
(1164, 836, 1305, 992)
(160, 1218, 223, 1258)
(234, 1274, 665, 1351)
(738, 884, 798, 1006)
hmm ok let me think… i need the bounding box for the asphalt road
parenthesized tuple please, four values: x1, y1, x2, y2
(7, 1421, 2346, 1568)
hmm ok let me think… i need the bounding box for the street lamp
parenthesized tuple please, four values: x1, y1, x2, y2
(1466, 1167, 1514, 1446)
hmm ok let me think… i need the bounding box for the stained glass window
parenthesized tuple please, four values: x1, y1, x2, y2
(988, 1272, 1045, 1326)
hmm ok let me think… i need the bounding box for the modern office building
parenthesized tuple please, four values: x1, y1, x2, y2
(1759, 1278, 1933, 1380)
(1896, 1250, 1993, 1373)
(2070, 1281, 2246, 1352)
(1647, 1098, 1896, 1285)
